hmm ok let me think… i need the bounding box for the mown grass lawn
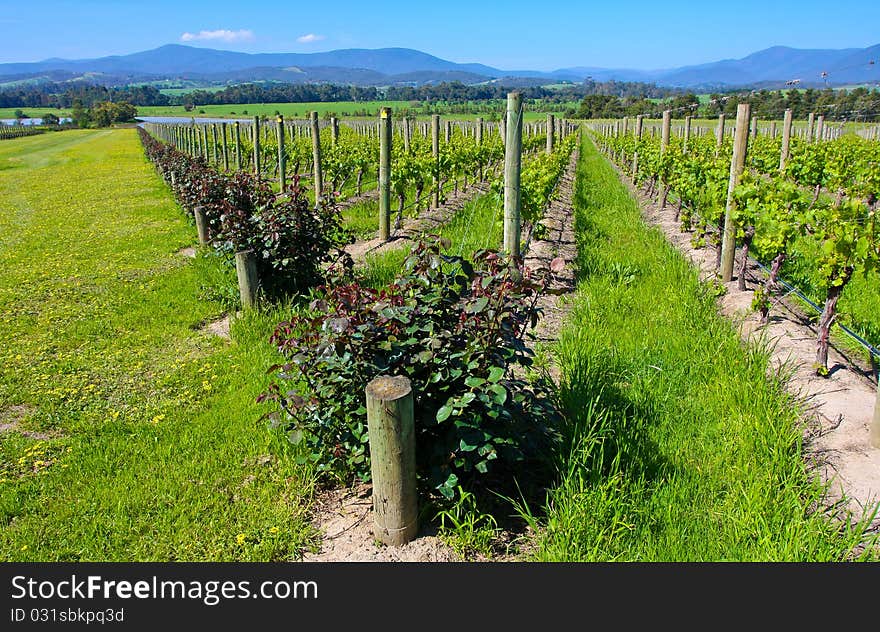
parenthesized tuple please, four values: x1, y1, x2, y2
(0, 130, 317, 561)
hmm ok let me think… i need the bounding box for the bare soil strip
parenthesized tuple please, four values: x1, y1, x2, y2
(303, 155, 581, 561)
(609, 160, 880, 529)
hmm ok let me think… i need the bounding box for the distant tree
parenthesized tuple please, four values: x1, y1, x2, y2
(14, 109, 27, 119)
(41, 113, 60, 125)
(71, 99, 90, 128)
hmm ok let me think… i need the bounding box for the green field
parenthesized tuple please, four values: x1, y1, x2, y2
(0, 130, 318, 560)
(0, 100, 575, 123)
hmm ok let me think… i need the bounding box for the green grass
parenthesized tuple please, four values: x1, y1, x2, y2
(0, 130, 318, 560)
(523, 135, 877, 561)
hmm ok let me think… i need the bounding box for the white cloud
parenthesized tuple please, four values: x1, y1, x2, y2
(296, 34, 325, 44)
(180, 29, 255, 43)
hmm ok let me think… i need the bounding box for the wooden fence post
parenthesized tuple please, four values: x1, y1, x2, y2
(234, 121, 242, 171)
(779, 109, 793, 171)
(379, 107, 392, 241)
(276, 115, 286, 193)
(632, 115, 643, 178)
(546, 113, 555, 154)
(253, 116, 261, 175)
(720, 103, 751, 282)
(211, 124, 219, 164)
(366, 375, 417, 547)
(807, 112, 815, 142)
(310, 111, 323, 206)
(715, 113, 725, 156)
(816, 115, 825, 142)
(503, 92, 523, 257)
(235, 249, 259, 308)
(683, 115, 691, 154)
(194, 206, 210, 246)
(432, 114, 440, 209)
(331, 116, 339, 144)
(659, 110, 671, 208)
(221, 122, 229, 171)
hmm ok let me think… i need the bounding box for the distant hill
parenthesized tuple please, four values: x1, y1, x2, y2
(1, 43, 878, 89)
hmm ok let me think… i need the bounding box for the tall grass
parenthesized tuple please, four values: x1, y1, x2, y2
(523, 136, 877, 561)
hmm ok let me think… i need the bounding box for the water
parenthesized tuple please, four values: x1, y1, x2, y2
(1, 117, 73, 126)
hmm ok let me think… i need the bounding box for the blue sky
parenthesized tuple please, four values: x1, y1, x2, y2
(1, 0, 878, 70)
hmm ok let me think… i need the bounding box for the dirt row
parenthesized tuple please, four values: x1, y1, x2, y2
(303, 150, 583, 562)
(603, 155, 880, 530)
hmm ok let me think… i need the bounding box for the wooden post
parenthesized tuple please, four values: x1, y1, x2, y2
(632, 114, 643, 178)
(476, 117, 484, 180)
(431, 114, 440, 209)
(366, 375, 417, 547)
(253, 116, 261, 175)
(816, 115, 825, 142)
(770, 120, 777, 138)
(546, 113, 555, 154)
(683, 115, 691, 154)
(310, 111, 323, 205)
(234, 122, 242, 171)
(779, 109, 793, 171)
(807, 112, 815, 142)
(750, 115, 758, 138)
(211, 124, 219, 164)
(720, 103, 751, 282)
(500, 112, 507, 147)
(379, 107, 392, 241)
(194, 206, 210, 245)
(659, 110, 671, 208)
(503, 92, 523, 257)
(276, 115, 286, 193)
(221, 122, 229, 171)
(715, 113, 725, 155)
(235, 250, 259, 309)
(330, 116, 339, 144)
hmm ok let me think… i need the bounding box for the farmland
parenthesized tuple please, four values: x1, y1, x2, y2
(0, 79, 879, 567)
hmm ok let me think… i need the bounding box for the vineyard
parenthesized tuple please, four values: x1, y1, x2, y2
(2, 95, 880, 563)
(591, 110, 880, 375)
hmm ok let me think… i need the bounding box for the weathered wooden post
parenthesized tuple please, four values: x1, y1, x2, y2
(503, 92, 523, 257)
(816, 115, 825, 142)
(221, 122, 229, 171)
(310, 111, 323, 205)
(750, 115, 758, 138)
(431, 114, 440, 209)
(366, 375, 417, 546)
(330, 116, 339, 144)
(659, 110, 671, 208)
(779, 109, 793, 171)
(683, 115, 691, 154)
(276, 115, 286, 193)
(632, 114, 644, 178)
(211, 124, 219, 164)
(807, 112, 815, 142)
(234, 121, 242, 171)
(194, 206, 210, 246)
(476, 117, 484, 180)
(770, 120, 777, 138)
(235, 250, 259, 309)
(379, 107, 392, 241)
(546, 113, 555, 154)
(253, 116, 261, 175)
(720, 103, 751, 282)
(715, 113, 725, 156)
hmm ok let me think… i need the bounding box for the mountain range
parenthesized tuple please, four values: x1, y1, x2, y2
(1, 43, 878, 90)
